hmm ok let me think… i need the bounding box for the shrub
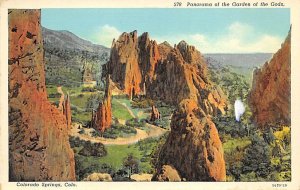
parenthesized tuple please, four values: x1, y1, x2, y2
(78, 141, 107, 157)
(242, 134, 271, 178)
(81, 86, 97, 92)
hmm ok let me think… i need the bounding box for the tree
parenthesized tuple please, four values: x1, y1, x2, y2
(242, 134, 271, 178)
(122, 153, 139, 179)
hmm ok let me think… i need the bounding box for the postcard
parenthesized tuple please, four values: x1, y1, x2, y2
(1, 0, 300, 189)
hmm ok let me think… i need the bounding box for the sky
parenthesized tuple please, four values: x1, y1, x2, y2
(41, 8, 290, 53)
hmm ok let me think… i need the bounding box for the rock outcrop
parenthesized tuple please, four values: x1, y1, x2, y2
(108, 31, 142, 99)
(150, 105, 160, 121)
(8, 9, 75, 181)
(249, 29, 291, 128)
(152, 165, 181, 182)
(153, 99, 226, 181)
(91, 76, 112, 132)
(83, 173, 112, 181)
(148, 42, 227, 115)
(63, 93, 72, 129)
(107, 31, 227, 116)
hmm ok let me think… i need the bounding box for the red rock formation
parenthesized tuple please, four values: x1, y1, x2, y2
(108, 31, 142, 99)
(138, 32, 161, 83)
(63, 93, 72, 129)
(150, 105, 160, 121)
(249, 30, 291, 128)
(108, 31, 227, 116)
(107, 31, 226, 181)
(148, 43, 227, 115)
(158, 41, 172, 60)
(8, 9, 75, 181)
(91, 76, 112, 132)
(153, 99, 226, 181)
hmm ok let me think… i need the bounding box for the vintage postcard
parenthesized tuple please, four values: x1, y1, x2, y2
(1, 0, 300, 189)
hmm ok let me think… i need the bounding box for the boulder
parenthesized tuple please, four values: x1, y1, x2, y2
(83, 173, 112, 181)
(152, 165, 181, 182)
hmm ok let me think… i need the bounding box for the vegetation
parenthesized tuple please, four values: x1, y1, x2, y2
(123, 154, 140, 178)
(112, 99, 134, 120)
(101, 124, 137, 139)
(132, 96, 154, 108)
(72, 134, 168, 181)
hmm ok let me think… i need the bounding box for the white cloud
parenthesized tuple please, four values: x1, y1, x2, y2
(153, 22, 283, 53)
(94, 25, 121, 47)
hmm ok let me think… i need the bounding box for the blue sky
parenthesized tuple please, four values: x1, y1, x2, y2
(41, 8, 290, 53)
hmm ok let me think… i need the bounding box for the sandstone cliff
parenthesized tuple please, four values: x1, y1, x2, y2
(107, 31, 227, 116)
(108, 31, 142, 99)
(8, 9, 75, 181)
(91, 76, 112, 132)
(153, 99, 226, 181)
(249, 30, 291, 128)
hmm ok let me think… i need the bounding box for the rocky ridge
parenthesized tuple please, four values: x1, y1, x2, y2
(43, 27, 110, 87)
(107, 31, 227, 116)
(249, 30, 291, 128)
(8, 9, 75, 181)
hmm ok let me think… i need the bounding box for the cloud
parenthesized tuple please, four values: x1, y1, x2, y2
(153, 22, 283, 53)
(94, 25, 121, 47)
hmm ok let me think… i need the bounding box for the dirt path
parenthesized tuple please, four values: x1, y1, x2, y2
(70, 123, 167, 145)
(69, 96, 167, 145)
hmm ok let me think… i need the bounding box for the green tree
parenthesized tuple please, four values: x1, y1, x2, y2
(242, 134, 271, 178)
(123, 153, 139, 179)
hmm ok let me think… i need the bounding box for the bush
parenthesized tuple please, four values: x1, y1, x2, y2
(48, 92, 61, 98)
(78, 141, 107, 157)
(132, 97, 154, 108)
(102, 124, 137, 139)
(242, 134, 271, 178)
(81, 86, 97, 92)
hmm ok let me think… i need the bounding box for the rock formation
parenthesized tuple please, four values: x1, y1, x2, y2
(107, 31, 227, 116)
(63, 93, 72, 129)
(153, 99, 226, 181)
(82, 62, 95, 83)
(106, 31, 226, 181)
(249, 29, 291, 128)
(91, 76, 112, 132)
(83, 173, 112, 181)
(152, 165, 181, 182)
(150, 105, 160, 121)
(108, 31, 142, 99)
(8, 9, 75, 181)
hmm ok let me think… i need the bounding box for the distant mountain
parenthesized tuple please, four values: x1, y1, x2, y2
(43, 27, 110, 87)
(204, 53, 273, 82)
(204, 53, 273, 68)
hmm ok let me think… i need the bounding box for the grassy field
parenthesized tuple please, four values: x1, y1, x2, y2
(111, 99, 134, 121)
(74, 136, 166, 180)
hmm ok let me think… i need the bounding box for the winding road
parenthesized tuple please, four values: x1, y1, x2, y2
(69, 97, 168, 145)
(70, 123, 167, 145)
